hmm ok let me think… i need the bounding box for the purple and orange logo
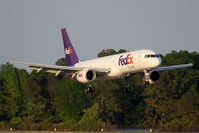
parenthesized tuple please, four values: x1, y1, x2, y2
(78, 73, 83, 77)
(118, 54, 133, 66)
(65, 47, 72, 55)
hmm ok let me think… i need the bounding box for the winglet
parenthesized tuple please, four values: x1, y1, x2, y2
(61, 28, 79, 66)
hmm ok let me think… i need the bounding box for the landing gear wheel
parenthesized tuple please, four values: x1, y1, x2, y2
(85, 86, 95, 93)
(144, 81, 150, 85)
(122, 86, 131, 93)
(121, 75, 133, 94)
(89, 86, 95, 93)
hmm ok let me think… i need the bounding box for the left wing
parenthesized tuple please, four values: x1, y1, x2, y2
(9, 61, 111, 76)
(152, 63, 193, 72)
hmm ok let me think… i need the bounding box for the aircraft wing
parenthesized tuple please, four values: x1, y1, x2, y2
(9, 61, 110, 76)
(152, 63, 193, 72)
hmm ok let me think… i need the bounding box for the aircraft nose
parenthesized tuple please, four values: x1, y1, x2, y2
(153, 58, 162, 68)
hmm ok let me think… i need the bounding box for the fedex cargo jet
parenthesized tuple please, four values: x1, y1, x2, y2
(9, 28, 193, 93)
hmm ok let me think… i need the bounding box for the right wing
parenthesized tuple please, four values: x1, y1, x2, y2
(152, 63, 193, 72)
(9, 61, 111, 76)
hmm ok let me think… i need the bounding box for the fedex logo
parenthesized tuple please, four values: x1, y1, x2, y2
(65, 47, 72, 55)
(118, 54, 133, 66)
(78, 73, 83, 77)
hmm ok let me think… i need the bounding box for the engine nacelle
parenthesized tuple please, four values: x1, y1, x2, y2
(76, 69, 96, 83)
(143, 71, 160, 84)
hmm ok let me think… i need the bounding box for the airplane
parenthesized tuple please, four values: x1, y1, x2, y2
(9, 28, 193, 93)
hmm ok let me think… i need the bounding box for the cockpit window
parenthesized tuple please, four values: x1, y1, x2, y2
(144, 54, 160, 58)
(156, 54, 160, 57)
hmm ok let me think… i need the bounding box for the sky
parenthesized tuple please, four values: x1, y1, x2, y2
(0, 0, 199, 67)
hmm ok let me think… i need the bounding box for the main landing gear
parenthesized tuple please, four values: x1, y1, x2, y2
(122, 76, 132, 93)
(122, 86, 131, 93)
(85, 84, 95, 93)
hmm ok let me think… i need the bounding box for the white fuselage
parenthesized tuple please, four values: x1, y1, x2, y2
(75, 49, 162, 80)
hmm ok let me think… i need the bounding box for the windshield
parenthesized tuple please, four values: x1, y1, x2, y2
(144, 54, 160, 58)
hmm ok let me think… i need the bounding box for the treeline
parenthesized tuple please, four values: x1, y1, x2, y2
(0, 49, 199, 131)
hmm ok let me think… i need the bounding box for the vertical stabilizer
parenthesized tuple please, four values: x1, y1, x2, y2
(61, 28, 79, 66)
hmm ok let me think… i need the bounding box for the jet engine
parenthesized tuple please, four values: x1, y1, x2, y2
(143, 71, 160, 85)
(76, 69, 96, 83)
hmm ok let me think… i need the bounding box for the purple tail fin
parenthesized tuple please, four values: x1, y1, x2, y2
(61, 28, 79, 66)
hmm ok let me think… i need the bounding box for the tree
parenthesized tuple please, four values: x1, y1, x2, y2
(93, 80, 122, 125)
(75, 103, 103, 131)
(24, 71, 56, 127)
(97, 49, 117, 57)
(142, 73, 177, 127)
(55, 77, 86, 122)
(55, 58, 66, 66)
(117, 49, 127, 54)
(97, 49, 127, 57)
(0, 63, 28, 122)
(0, 49, 198, 131)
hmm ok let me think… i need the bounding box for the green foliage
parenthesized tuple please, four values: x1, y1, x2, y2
(0, 50, 199, 131)
(55, 58, 66, 66)
(75, 103, 103, 131)
(24, 72, 55, 123)
(97, 49, 117, 57)
(0, 63, 28, 121)
(97, 48, 127, 57)
(55, 78, 86, 122)
(95, 80, 121, 125)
